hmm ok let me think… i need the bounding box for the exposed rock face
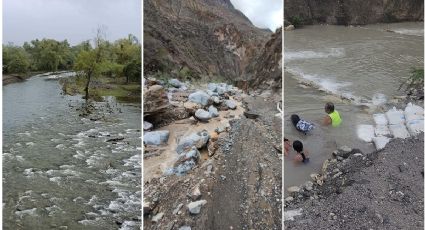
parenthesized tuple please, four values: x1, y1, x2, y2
(245, 28, 282, 91)
(143, 0, 270, 81)
(284, 0, 424, 25)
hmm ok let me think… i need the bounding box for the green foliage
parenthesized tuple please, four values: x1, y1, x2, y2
(399, 67, 424, 91)
(23, 39, 73, 71)
(290, 16, 304, 28)
(178, 66, 195, 81)
(3, 44, 30, 74)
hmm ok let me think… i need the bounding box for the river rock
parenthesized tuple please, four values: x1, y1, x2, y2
(287, 186, 300, 194)
(187, 200, 207, 215)
(195, 109, 211, 121)
(169, 78, 183, 88)
(304, 181, 314, 191)
(225, 100, 237, 110)
(207, 83, 217, 92)
(151, 212, 164, 222)
(211, 96, 220, 104)
(191, 185, 202, 200)
(178, 226, 191, 230)
(144, 130, 170, 145)
(183, 147, 201, 162)
(188, 91, 210, 106)
(208, 105, 219, 117)
(285, 25, 295, 31)
(176, 130, 210, 153)
(143, 121, 153, 131)
(143, 85, 169, 114)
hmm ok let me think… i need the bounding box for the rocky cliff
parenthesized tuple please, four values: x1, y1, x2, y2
(284, 0, 424, 26)
(143, 0, 273, 84)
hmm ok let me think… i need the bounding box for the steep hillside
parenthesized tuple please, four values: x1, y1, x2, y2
(284, 0, 424, 25)
(143, 0, 271, 83)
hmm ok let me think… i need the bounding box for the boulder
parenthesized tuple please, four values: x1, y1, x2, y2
(187, 200, 207, 215)
(287, 186, 300, 194)
(143, 121, 153, 131)
(211, 96, 221, 104)
(144, 130, 170, 145)
(169, 78, 183, 88)
(143, 85, 169, 114)
(225, 100, 237, 110)
(188, 90, 210, 106)
(207, 83, 217, 92)
(208, 105, 219, 117)
(195, 109, 211, 121)
(176, 130, 210, 153)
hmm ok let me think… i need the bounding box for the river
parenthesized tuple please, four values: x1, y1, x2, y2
(284, 22, 424, 190)
(3, 74, 141, 229)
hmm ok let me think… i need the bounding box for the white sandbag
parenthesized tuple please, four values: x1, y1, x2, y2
(357, 124, 374, 142)
(373, 113, 388, 125)
(406, 120, 424, 135)
(389, 124, 410, 139)
(372, 136, 391, 150)
(385, 107, 405, 125)
(405, 113, 424, 123)
(404, 102, 424, 116)
(375, 125, 390, 136)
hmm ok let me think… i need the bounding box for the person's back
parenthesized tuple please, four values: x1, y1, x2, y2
(291, 114, 314, 134)
(323, 102, 342, 127)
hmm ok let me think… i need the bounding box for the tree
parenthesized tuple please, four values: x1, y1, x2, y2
(74, 27, 106, 101)
(3, 44, 30, 74)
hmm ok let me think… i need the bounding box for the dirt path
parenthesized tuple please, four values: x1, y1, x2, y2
(285, 133, 424, 230)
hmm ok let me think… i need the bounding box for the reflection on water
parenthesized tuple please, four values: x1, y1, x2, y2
(284, 22, 423, 190)
(3, 76, 141, 229)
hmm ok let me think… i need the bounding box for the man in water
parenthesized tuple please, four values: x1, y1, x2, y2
(323, 102, 342, 127)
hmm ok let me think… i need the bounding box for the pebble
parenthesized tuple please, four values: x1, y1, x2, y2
(152, 212, 164, 223)
(187, 200, 207, 215)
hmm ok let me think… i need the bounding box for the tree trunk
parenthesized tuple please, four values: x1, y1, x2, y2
(84, 71, 92, 101)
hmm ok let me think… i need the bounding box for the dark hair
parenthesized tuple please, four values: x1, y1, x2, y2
(293, 140, 307, 162)
(325, 102, 335, 113)
(284, 138, 289, 142)
(291, 114, 300, 127)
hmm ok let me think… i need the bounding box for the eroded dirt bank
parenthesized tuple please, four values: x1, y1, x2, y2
(284, 133, 424, 230)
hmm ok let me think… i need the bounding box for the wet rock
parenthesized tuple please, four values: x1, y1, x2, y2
(176, 130, 210, 153)
(208, 105, 219, 117)
(187, 200, 207, 215)
(225, 100, 237, 110)
(144, 121, 153, 131)
(152, 212, 164, 223)
(144, 130, 170, 145)
(188, 90, 210, 106)
(195, 109, 211, 121)
(169, 78, 183, 88)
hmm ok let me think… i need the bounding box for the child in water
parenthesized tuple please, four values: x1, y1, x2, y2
(293, 140, 309, 163)
(323, 102, 342, 127)
(284, 138, 291, 156)
(291, 114, 314, 135)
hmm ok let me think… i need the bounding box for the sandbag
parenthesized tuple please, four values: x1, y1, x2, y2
(357, 124, 374, 142)
(404, 102, 424, 116)
(373, 113, 388, 125)
(385, 107, 405, 125)
(406, 120, 424, 136)
(375, 125, 390, 136)
(405, 113, 424, 123)
(372, 136, 391, 150)
(389, 124, 410, 139)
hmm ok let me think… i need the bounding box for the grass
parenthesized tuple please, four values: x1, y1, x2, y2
(399, 67, 424, 91)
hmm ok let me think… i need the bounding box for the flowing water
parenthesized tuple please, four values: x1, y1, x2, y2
(284, 22, 424, 190)
(3, 75, 141, 229)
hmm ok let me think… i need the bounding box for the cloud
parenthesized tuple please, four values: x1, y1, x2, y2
(230, 0, 283, 31)
(3, 0, 141, 45)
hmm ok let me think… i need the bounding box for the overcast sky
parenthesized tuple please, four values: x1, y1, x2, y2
(230, 0, 282, 31)
(3, 0, 140, 45)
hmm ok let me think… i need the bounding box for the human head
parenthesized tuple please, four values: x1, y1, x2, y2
(284, 138, 289, 142)
(325, 102, 335, 114)
(292, 140, 303, 153)
(291, 114, 300, 126)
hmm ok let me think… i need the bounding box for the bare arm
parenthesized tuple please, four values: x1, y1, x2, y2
(323, 115, 332, 126)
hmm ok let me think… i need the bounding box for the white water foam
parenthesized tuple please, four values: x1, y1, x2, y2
(285, 48, 345, 61)
(392, 29, 424, 37)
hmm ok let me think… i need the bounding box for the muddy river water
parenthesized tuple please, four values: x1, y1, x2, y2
(284, 22, 424, 190)
(3, 75, 141, 229)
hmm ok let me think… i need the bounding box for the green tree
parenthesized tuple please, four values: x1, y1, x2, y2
(3, 44, 30, 74)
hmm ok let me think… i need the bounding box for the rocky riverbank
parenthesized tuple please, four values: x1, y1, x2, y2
(284, 132, 424, 229)
(143, 77, 282, 229)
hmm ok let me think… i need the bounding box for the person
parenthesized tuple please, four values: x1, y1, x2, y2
(291, 114, 314, 135)
(323, 102, 342, 127)
(284, 138, 291, 156)
(292, 140, 309, 163)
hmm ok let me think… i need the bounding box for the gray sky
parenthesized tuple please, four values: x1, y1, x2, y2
(3, 0, 140, 45)
(230, 0, 282, 31)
